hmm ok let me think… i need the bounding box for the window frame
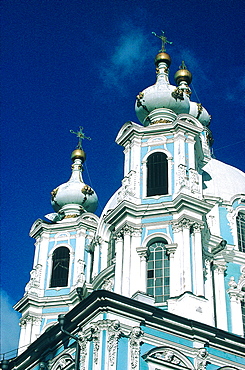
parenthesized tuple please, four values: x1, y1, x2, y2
(236, 211, 245, 253)
(142, 149, 172, 199)
(147, 241, 170, 303)
(49, 246, 70, 288)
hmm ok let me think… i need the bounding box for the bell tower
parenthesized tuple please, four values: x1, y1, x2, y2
(14, 128, 99, 353)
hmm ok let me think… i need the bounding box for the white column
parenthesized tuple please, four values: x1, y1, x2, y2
(30, 317, 42, 343)
(18, 320, 27, 354)
(182, 219, 192, 292)
(114, 233, 123, 294)
(171, 222, 183, 296)
(92, 237, 102, 279)
(229, 291, 244, 335)
(130, 228, 142, 296)
(136, 248, 148, 294)
(74, 229, 86, 285)
(100, 239, 108, 272)
(122, 226, 131, 297)
(192, 223, 204, 296)
(86, 251, 92, 283)
(227, 277, 244, 336)
(213, 261, 228, 330)
(204, 258, 215, 325)
(165, 244, 177, 297)
(123, 143, 130, 176)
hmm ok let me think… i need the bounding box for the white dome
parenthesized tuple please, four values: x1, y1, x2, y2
(135, 58, 190, 126)
(51, 158, 98, 215)
(203, 158, 245, 201)
(189, 101, 211, 126)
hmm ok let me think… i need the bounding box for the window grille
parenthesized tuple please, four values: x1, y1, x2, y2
(50, 247, 70, 287)
(241, 298, 245, 336)
(107, 233, 115, 267)
(236, 211, 245, 252)
(147, 152, 168, 196)
(147, 242, 170, 303)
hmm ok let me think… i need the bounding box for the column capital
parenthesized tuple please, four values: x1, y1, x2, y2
(165, 243, 178, 255)
(213, 260, 227, 274)
(136, 247, 148, 260)
(191, 222, 204, 233)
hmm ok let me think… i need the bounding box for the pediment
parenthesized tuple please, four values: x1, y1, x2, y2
(142, 346, 194, 370)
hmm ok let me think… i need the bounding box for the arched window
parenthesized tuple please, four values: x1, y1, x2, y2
(147, 241, 170, 303)
(236, 211, 245, 252)
(147, 152, 168, 196)
(50, 247, 70, 288)
(107, 232, 115, 267)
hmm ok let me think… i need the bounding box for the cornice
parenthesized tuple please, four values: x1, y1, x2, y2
(8, 290, 245, 370)
(104, 194, 212, 226)
(29, 213, 98, 238)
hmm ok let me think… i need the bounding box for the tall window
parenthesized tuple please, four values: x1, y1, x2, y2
(147, 241, 170, 303)
(242, 298, 245, 336)
(107, 233, 115, 267)
(237, 211, 245, 252)
(50, 247, 70, 288)
(147, 152, 168, 196)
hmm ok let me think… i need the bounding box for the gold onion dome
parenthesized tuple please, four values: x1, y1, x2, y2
(174, 61, 192, 85)
(71, 148, 86, 163)
(155, 52, 171, 67)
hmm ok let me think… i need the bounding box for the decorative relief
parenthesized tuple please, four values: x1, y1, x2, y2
(78, 319, 123, 368)
(25, 264, 42, 294)
(78, 330, 88, 370)
(20, 314, 42, 327)
(90, 323, 101, 364)
(177, 164, 188, 188)
(226, 206, 236, 239)
(150, 119, 171, 125)
(101, 278, 114, 291)
(117, 171, 136, 203)
(51, 354, 73, 370)
(143, 347, 193, 369)
(107, 320, 122, 366)
(171, 87, 184, 101)
(76, 259, 85, 285)
(151, 349, 181, 365)
(194, 348, 209, 370)
(228, 267, 245, 302)
(129, 326, 144, 369)
(189, 168, 200, 193)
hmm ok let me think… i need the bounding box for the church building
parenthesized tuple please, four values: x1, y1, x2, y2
(2, 32, 245, 370)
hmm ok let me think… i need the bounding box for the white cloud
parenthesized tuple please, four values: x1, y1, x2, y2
(100, 24, 154, 90)
(0, 290, 20, 359)
(225, 71, 245, 105)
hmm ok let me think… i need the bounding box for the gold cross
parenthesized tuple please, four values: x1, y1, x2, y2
(70, 126, 91, 149)
(152, 31, 173, 52)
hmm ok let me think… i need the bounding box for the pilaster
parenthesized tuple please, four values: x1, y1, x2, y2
(212, 261, 228, 330)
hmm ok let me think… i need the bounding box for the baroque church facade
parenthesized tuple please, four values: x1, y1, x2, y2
(2, 34, 245, 369)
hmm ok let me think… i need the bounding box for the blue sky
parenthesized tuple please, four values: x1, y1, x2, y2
(1, 0, 245, 357)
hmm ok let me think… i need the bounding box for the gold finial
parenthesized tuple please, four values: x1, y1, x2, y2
(70, 126, 91, 150)
(152, 31, 173, 52)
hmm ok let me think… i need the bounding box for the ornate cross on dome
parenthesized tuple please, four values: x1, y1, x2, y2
(70, 126, 91, 149)
(152, 31, 173, 52)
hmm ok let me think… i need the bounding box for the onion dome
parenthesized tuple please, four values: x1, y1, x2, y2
(189, 101, 211, 126)
(50, 128, 98, 219)
(135, 32, 190, 126)
(174, 61, 211, 126)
